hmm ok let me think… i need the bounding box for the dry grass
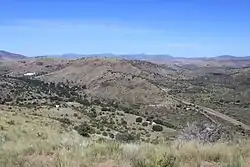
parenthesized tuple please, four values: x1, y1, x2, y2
(0, 111, 250, 167)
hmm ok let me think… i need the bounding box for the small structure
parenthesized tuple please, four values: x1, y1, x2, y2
(24, 72, 35, 76)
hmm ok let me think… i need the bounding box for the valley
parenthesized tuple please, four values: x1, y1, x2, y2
(1, 51, 250, 166)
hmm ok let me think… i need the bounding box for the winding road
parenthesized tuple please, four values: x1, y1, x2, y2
(160, 87, 250, 131)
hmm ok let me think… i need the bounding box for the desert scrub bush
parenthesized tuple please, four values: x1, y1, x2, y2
(73, 113, 78, 117)
(74, 123, 94, 137)
(152, 125, 163, 132)
(136, 117, 143, 123)
(90, 107, 96, 112)
(121, 119, 127, 125)
(115, 133, 137, 142)
(109, 107, 116, 112)
(109, 133, 115, 139)
(54, 117, 72, 125)
(131, 153, 178, 167)
(153, 119, 164, 125)
(101, 107, 111, 111)
(6, 120, 15, 125)
(142, 122, 149, 127)
(102, 131, 108, 136)
(162, 121, 178, 129)
(99, 127, 105, 131)
(139, 127, 145, 131)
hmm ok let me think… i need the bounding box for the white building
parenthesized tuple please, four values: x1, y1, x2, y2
(24, 72, 36, 76)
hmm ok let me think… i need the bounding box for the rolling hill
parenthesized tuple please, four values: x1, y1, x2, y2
(1, 51, 250, 144)
(37, 58, 173, 106)
(0, 50, 27, 61)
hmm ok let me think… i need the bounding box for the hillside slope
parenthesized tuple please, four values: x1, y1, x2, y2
(0, 57, 72, 76)
(0, 50, 26, 61)
(1, 109, 250, 167)
(38, 58, 174, 105)
(1, 56, 250, 141)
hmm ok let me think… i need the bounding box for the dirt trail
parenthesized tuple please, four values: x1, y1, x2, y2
(161, 88, 250, 131)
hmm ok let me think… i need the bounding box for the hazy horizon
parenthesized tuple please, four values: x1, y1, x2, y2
(1, 0, 249, 57)
(2, 49, 249, 59)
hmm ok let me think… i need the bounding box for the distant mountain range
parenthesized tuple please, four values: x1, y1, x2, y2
(210, 55, 250, 60)
(45, 53, 175, 61)
(43, 53, 250, 62)
(0, 50, 26, 61)
(1, 50, 250, 62)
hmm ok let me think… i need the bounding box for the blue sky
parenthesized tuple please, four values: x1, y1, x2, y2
(0, 0, 249, 57)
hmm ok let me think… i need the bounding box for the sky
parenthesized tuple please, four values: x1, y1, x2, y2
(0, 0, 249, 57)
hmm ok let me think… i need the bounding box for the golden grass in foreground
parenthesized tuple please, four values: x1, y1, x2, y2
(0, 111, 250, 167)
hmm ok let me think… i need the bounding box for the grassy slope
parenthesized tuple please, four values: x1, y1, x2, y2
(1, 109, 250, 167)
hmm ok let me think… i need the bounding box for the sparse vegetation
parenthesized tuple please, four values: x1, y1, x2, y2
(1, 55, 250, 166)
(1, 112, 250, 167)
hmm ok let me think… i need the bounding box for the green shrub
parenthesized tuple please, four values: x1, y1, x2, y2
(121, 119, 127, 125)
(136, 117, 143, 123)
(152, 125, 163, 132)
(102, 131, 108, 136)
(55, 118, 72, 125)
(74, 123, 94, 137)
(139, 127, 145, 131)
(6, 120, 15, 125)
(109, 133, 115, 139)
(153, 119, 163, 125)
(91, 107, 96, 112)
(163, 122, 178, 129)
(142, 122, 149, 126)
(101, 107, 110, 111)
(115, 133, 137, 142)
